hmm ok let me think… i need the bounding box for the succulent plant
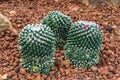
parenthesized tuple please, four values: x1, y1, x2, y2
(18, 24, 56, 74)
(42, 11, 72, 49)
(64, 21, 102, 68)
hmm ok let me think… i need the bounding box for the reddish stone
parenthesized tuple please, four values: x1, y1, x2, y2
(98, 67, 108, 75)
(59, 68, 64, 74)
(2, 62, 9, 67)
(69, 6, 79, 12)
(91, 66, 98, 72)
(35, 74, 41, 80)
(8, 71, 15, 78)
(20, 68, 26, 75)
(60, 59, 70, 68)
(117, 77, 120, 80)
(65, 69, 70, 75)
(71, 68, 78, 74)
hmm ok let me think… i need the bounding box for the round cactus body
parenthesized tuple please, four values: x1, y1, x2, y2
(42, 11, 72, 49)
(18, 24, 56, 74)
(64, 21, 102, 68)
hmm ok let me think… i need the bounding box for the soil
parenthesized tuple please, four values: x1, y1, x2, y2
(0, 0, 120, 80)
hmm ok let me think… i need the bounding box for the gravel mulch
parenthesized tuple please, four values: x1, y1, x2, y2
(0, 0, 120, 80)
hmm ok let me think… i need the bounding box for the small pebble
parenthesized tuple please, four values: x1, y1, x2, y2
(15, 66, 20, 73)
(91, 66, 98, 72)
(117, 77, 120, 80)
(0, 74, 8, 80)
(98, 67, 108, 75)
(8, 71, 15, 78)
(20, 68, 26, 74)
(65, 69, 70, 75)
(105, 26, 113, 33)
(60, 59, 70, 68)
(35, 74, 41, 80)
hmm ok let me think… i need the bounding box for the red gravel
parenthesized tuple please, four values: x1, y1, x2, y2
(0, 0, 120, 80)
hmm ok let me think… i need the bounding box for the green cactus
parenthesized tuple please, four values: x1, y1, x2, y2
(42, 11, 72, 49)
(18, 24, 56, 74)
(64, 21, 102, 68)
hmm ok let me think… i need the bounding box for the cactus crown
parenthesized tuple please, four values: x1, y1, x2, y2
(18, 24, 56, 74)
(42, 11, 72, 49)
(64, 21, 102, 68)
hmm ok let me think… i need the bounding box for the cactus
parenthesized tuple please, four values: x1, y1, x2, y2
(18, 24, 56, 74)
(64, 21, 102, 68)
(42, 11, 72, 49)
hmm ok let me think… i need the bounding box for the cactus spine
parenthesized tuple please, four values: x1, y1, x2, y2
(18, 24, 56, 74)
(42, 11, 72, 49)
(64, 21, 102, 68)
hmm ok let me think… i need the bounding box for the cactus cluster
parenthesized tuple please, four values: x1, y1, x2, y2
(42, 11, 72, 49)
(18, 24, 56, 74)
(64, 21, 102, 68)
(18, 11, 103, 74)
